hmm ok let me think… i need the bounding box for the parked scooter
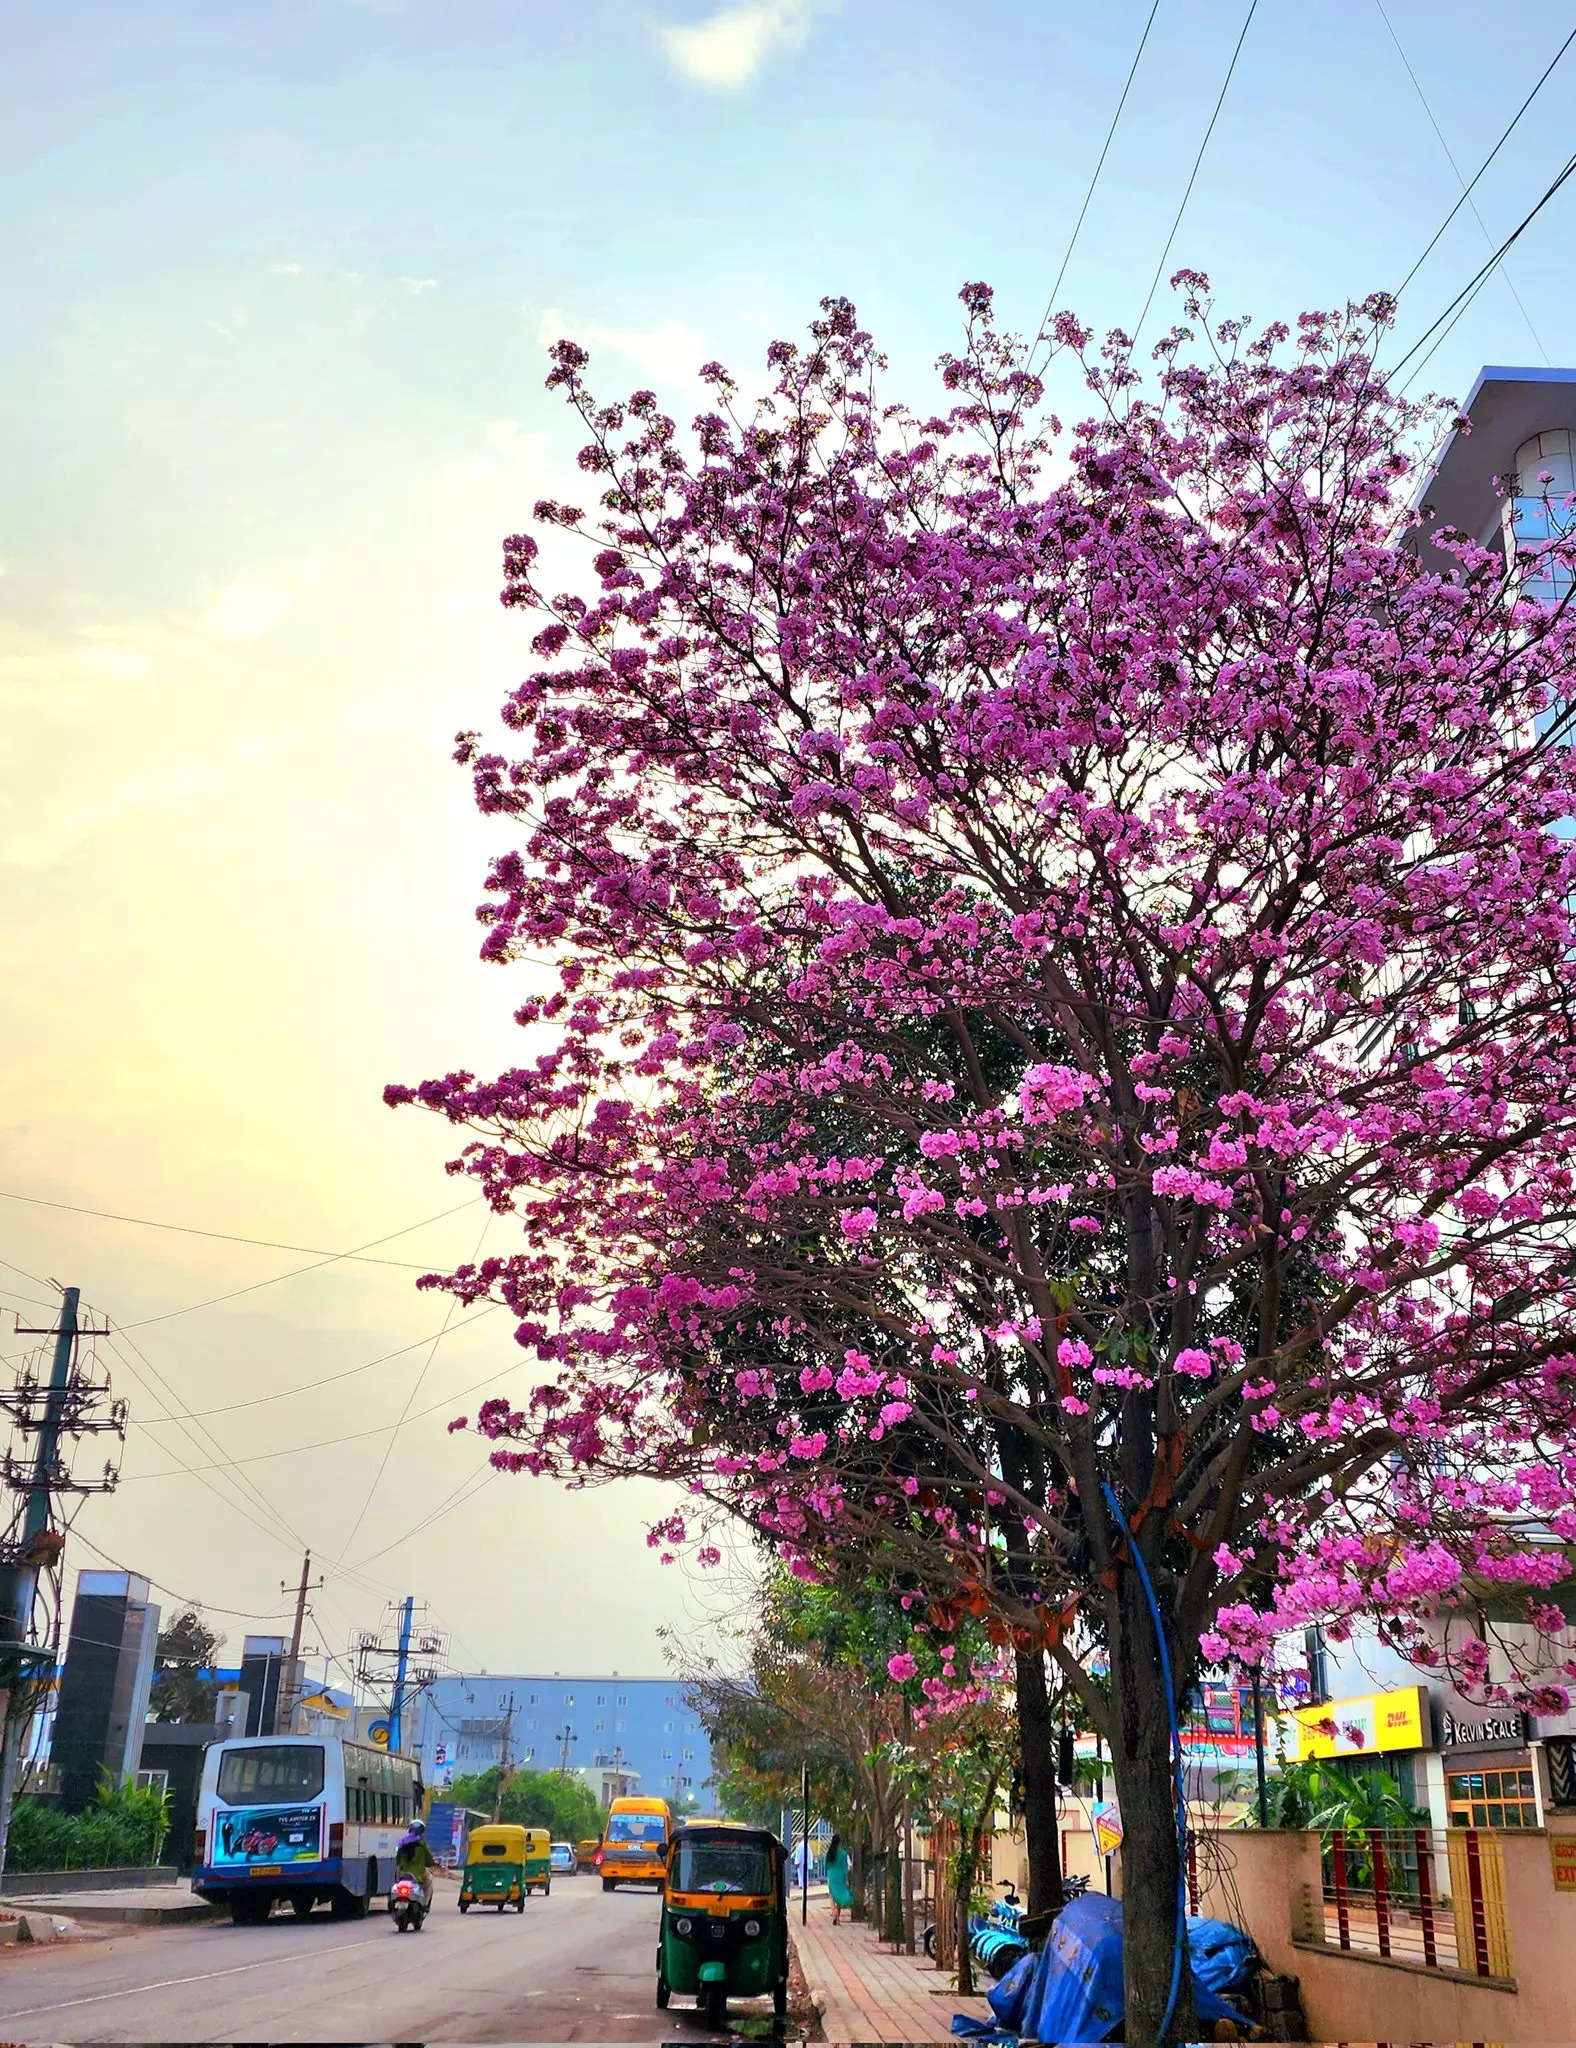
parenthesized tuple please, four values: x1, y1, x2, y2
(922, 1873, 1089, 1960)
(389, 1874, 429, 1934)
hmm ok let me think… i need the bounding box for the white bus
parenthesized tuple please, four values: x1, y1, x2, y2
(194, 1733, 421, 1924)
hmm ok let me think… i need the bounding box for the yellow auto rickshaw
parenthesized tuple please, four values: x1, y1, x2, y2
(459, 1823, 529, 1913)
(521, 1825, 552, 1895)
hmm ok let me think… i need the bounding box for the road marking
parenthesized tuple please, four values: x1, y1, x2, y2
(0, 1934, 377, 2020)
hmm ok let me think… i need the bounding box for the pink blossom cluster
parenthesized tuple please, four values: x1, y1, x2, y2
(396, 278, 1576, 1730)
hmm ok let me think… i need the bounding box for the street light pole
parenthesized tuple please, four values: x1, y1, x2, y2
(800, 1759, 810, 1927)
(1252, 1668, 1269, 1829)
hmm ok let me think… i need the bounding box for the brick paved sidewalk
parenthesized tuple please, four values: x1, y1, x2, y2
(791, 1894, 995, 2044)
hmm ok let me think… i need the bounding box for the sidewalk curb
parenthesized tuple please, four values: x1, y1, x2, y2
(0, 1895, 220, 1927)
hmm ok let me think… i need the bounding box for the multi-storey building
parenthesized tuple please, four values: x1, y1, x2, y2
(412, 1673, 716, 1810)
(1270, 363, 1576, 1837)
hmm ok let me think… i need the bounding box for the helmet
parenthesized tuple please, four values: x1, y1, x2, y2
(408, 1818, 426, 1837)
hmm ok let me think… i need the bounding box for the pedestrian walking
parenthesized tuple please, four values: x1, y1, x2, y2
(825, 1832, 853, 1926)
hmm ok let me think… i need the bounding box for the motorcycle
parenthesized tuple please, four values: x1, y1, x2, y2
(389, 1874, 429, 1934)
(923, 1874, 1090, 1960)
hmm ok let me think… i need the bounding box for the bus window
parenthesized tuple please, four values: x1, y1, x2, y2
(216, 1745, 325, 1806)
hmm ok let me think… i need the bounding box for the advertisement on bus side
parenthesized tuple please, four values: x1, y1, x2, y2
(212, 1805, 323, 1866)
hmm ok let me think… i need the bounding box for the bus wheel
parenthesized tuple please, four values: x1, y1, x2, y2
(291, 1896, 314, 1921)
(231, 1894, 269, 1926)
(331, 1886, 369, 1921)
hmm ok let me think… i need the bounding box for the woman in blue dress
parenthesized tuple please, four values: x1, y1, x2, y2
(824, 1832, 854, 1925)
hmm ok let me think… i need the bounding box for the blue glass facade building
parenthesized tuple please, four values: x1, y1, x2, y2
(411, 1674, 715, 1808)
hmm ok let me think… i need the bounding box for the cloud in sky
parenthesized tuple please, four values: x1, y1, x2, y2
(657, 0, 813, 90)
(535, 307, 709, 391)
(202, 561, 322, 641)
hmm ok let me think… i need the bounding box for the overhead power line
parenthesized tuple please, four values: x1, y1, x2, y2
(118, 1350, 520, 1485)
(1132, 0, 1259, 349)
(1375, 0, 1548, 362)
(333, 1212, 494, 1563)
(125, 1198, 483, 1327)
(92, 1313, 310, 1556)
(0, 1188, 470, 1271)
(1030, 0, 1162, 361)
(137, 1302, 505, 1422)
(65, 1533, 290, 1621)
(349, 1468, 499, 1573)
(1393, 147, 1576, 390)
(1391, 19, 1576, 305)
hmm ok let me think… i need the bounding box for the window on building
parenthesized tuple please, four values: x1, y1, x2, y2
(1447, 1768, 1537, 1829)
(595, 1719, 605, 1732)
(529, 1693, 538, 1705)
(617, 1694, 627, 1705)
(596, 1693, 605, 1705)
(662, 1748, 672, 1760)
(663, 1720, 674, 1733)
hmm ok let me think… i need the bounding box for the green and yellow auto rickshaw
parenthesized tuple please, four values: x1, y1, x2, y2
(656, 1822, 788, 2027)
(459, 1823, 529, 1912)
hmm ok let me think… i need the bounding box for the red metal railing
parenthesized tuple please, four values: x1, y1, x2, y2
(1319, 1827, 1508, 1978)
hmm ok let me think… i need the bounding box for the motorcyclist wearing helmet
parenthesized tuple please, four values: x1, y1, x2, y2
(395, 1816, 437, 1908)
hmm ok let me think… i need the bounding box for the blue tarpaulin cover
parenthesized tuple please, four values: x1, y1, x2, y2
(950, 1891, 1256, 2044)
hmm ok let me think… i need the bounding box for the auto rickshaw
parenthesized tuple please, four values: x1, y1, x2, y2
(656, 1821, 788, 2027)
(521, 1826, 553, 1895)
(459, 1823, 529, 1913)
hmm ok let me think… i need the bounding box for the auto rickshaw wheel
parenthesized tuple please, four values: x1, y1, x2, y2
(543, 1880, 551, 1896)
(703, 1982, 727, 2030)
(516, 1895, 526, 1913)
(602, 1877, 615, 1892)
(656, 1975, 670, 2009)
(774, 1979, 788, 2018)
(459, 1899, 470, 1913)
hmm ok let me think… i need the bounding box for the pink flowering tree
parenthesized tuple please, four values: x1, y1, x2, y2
(390, 278, 1576, 2036)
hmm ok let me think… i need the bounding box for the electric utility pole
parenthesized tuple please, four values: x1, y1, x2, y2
(352, 1600, 442, 1757)
(273, 1551, 323, 1736)
(492, 1693, 515, 1822)
(388, 1595, 414, 1754)
(0, 1288, 123, 1880)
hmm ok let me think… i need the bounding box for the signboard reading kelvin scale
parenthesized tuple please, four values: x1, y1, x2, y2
(1293, 1686, 1430, 1760)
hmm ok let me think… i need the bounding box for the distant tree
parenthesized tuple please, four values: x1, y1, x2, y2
(444, 1765, 603, 1840)
(150, 1610, 223, 1725)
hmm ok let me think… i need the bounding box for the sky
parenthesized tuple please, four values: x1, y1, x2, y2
(3, 0, 1575, 1687)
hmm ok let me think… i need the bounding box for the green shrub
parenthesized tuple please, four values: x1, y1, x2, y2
(8, 1776, 170, 1871)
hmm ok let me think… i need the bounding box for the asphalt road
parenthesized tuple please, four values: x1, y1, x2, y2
(0, 1877, 793, 2044)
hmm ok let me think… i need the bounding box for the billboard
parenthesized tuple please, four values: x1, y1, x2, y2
(1293, 1685, 1429, 1760)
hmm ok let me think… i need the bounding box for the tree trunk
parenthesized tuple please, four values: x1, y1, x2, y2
(850, 1833, 868, 1922)
(883, 1829, 904, 1943)
(954, 1831, 975, 1997)
(1015, 1646, 1062, 1918)
(1111, 1580, 1196, 2044)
